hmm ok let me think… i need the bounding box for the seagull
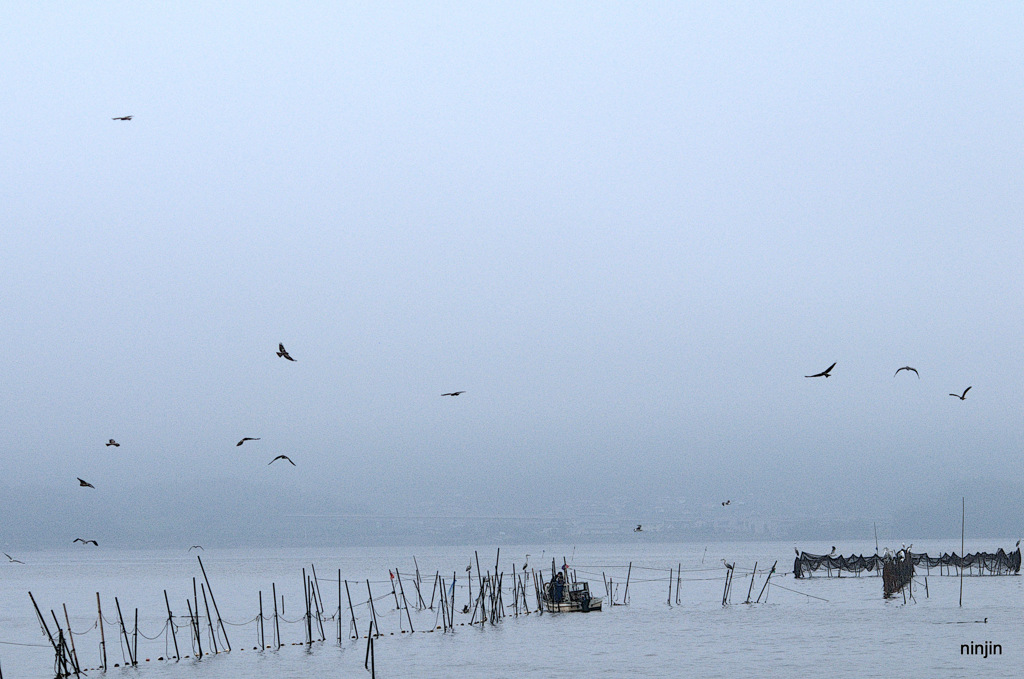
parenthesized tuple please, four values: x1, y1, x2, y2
(276, 343, 296, 361)
(236, 437, 261, 446)
(721, 500, 731, 506)
(1015, 539, 1020, 548)
(73, 539, 99, 546)
(441, 391, 465, 396)
(268, 455, 295, 466)
(105, 439, 120, 447)
(465, 564, 472, 573)
(950, 386, 971, 400)
(634, 525, 642, 532)
(805, 362, 836, 378)
(111, 115, 132, 121)
(3, 552, 24, 564)
(830, 546, 837, 556)
(894, 366, 919, 378)
(188, 545, 204, 551)
(794, 547, 800, 556)
(77, 478, 95, 488)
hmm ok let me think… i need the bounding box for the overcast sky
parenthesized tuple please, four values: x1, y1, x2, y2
(2, 2, 1022, 546)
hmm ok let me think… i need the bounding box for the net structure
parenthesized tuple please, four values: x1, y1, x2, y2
(793, 548, 1021, 579)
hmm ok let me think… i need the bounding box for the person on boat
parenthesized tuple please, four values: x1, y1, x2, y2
(553, 571, 565, 602)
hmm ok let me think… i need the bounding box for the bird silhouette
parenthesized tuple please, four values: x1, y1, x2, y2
(105, 439, 120, 447)
(236, 437, 260, 446)
(465, 564, 472, 573)
(441, 391, 465, 396)
(276, 343, 296, 361)
(830, 546, 837, 556)
(3, 552, 24, 564)
(794, 547, 800, 556)
(111, 115, 132, 121)
(894, 366, 919, 378)
(188, 545, 204, 551)
(721, 500, 731, 506)
(950, 386, 972, 400)
(268, 455, 295, 466)
(77, 478, 95, 488)
(73, 539, 98, 546)
(634, 524, 642, 532)
(805, 362, 836, 378)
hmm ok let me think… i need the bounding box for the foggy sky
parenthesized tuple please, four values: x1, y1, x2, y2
(2, 2, 1023, 547)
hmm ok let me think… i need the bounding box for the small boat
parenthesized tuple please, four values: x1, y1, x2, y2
(540, 564, 603, 612)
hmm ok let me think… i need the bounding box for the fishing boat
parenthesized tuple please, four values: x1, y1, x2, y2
(539, 565, 603, 612)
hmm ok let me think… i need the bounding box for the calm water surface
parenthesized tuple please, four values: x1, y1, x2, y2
(1, 540, 1019, 678)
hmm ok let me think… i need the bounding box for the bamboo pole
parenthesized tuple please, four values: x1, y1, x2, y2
(258, 591, 265, 649)
(623, 562, 633, 605)
(395, 570, 414, 632)
(745, 561, 758, 604)
(197, 556, 230, 651)
(114, 597, 134, 666)
(272, 583, 281, 649)
(344, 580, 358, 639)
(200, 584, 218, 654)
(960, 497, 965, 607)
(366, 580, 380, 636)
(96, 593, 107, 670)
(164, 590, 180, 660)
(186, 599, 201, 658)
(62, 604, 81, 674)
(133, 608, 138, 665)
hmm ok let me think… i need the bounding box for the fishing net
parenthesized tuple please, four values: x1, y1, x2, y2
(793, 548, 1020, 578)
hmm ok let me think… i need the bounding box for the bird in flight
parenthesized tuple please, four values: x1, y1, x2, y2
(3, 552, 24, 564)
(894, 366, 919, 378)
(441, 391, 465, 396)
(77, 478, 95, 488)
(106, 439, 120, 447)
(950, 386, 972, 400)
(268, 455, 295, 466)
(236, 437, 261, 446)
(188, 545, 204, 551)
(73, 539, 99, 546)
(277, 343, 296, 361)
(721, 500, 731, 506)
(634, 524, 642, 532)
(805, 362, 836, 378)
(111, 115, 132, 121)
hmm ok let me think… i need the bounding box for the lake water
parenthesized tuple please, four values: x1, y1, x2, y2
(1, 539, 1019, 678)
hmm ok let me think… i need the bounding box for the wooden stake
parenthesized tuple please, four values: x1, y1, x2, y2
(62, 604, 81, 674)
(960, 496, 965, 607)
(114, 597, 134, 666)
(344, 580, 358, 639)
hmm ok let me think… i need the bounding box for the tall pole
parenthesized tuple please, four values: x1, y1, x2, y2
(197, 556, 230, 651)
(164, 590, 179, 661)
(96, 593, 106, 671)
(960, 496, 965, 607)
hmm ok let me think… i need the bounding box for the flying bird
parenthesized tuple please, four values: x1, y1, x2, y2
(3, 552, 24, 564)
(276, 343, 296, 361)
(894, 366, 919, 378)
(949, 386, 972, 400)
(73, 539, 98, 546)
(77, 478, 95, 488)
(634, 524, 642, 532)
(268, 455, 295, 466)
(441, 391, 465, 396)
(105, 439, 120, 447)
(188, 545, 204, 551)
(721, 500, 731, 506)
(805, 362, 836, 378)
(236, 437, 261, 446)
(111, 115, 132, 121)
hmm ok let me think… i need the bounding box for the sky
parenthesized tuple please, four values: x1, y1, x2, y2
(2, 2, 1023, 547)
